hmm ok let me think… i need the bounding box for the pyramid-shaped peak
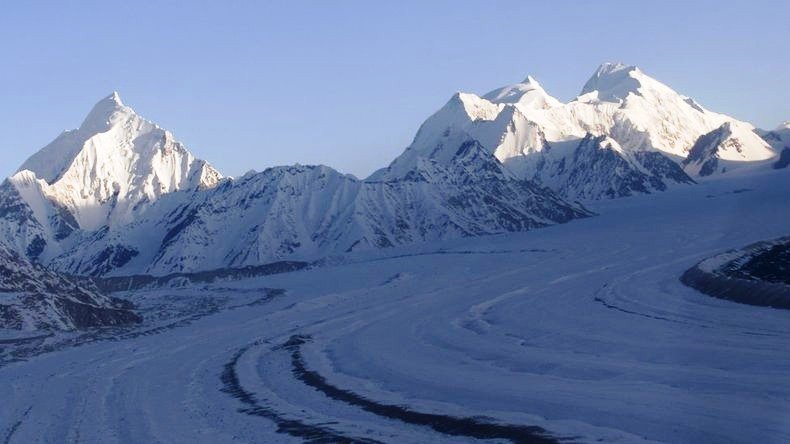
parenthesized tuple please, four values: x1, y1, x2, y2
(521, 75, 541, 86)
(107, 91, 124, 106)
(79, 91, 133, 133)
(91, 91, 127, 112)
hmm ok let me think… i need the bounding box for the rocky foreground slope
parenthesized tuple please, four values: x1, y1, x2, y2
(0, 243, 140, 330)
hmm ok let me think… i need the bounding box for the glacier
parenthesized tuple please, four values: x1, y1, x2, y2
(1, 168, 788, 442)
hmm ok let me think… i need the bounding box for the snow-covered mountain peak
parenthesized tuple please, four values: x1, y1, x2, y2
(15, 93, 222, 231)
(483, 75, 561, 109)
(8, 169, 40, 186)
(579, 62, 644, 102)
(591, 62, 636, 77)
(78, 91, 133, 134)
(19, 92, 136, 183)
(378, 61, 776, 195)
(447, 92, 499, 120)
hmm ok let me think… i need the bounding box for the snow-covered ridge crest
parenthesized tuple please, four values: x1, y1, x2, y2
(578, 62, 643, 102)
(16, 92, 222, 231)
(0, 91, 589, 276)
(379, 61, 777, 198)
(1, 64, 784, 276)
(483, 75, 562, 108)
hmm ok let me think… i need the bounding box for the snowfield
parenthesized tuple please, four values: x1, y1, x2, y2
(1, 169, 789, 443)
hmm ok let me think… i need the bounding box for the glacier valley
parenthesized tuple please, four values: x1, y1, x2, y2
(1, 62, 789, 443)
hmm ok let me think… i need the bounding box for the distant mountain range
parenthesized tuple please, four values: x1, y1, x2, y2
(375, 62, 778, 197)
(0, 63, 784, 283)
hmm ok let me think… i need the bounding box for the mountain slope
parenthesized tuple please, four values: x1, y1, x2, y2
(142, 138, 586, 275)
(47, 136, 589, 276)
(758, 122, 790, 169)
(0, 243, 140, 330)
(682, 122, 775, 176)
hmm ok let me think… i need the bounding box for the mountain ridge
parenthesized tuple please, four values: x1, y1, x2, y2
(377, 62, 777, 197)
(1, 90, 590, 276)
(0, 62, 785, 277)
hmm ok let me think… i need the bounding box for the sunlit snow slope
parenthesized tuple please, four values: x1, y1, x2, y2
(379, 63, 777, 198)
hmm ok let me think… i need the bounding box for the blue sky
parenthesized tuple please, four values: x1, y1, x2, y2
(1, 1, 787, 179)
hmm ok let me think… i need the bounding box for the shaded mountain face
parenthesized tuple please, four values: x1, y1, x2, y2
(0, 243, 140, 330)
(0, 94, 589, 276)
(758, 122, 790, 169)
(543, 135, 695, 200)
(46, 137, 589, 276)
(137, 139, 587, 275)
(683, 122, 781, 177)
(376, 63, 776, 199)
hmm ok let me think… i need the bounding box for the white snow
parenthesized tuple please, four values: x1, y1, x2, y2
(381, 62, 777, 188)
(1, 169, 789, 443)
(16, 92, 221, 230)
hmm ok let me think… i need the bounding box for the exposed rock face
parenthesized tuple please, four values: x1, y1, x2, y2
(682, 122, 775, 177)
(0, 243, 141, 330)
(681, 237, 790, 310)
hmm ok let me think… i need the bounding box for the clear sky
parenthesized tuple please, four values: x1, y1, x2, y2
(1, 1, 787, 179)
